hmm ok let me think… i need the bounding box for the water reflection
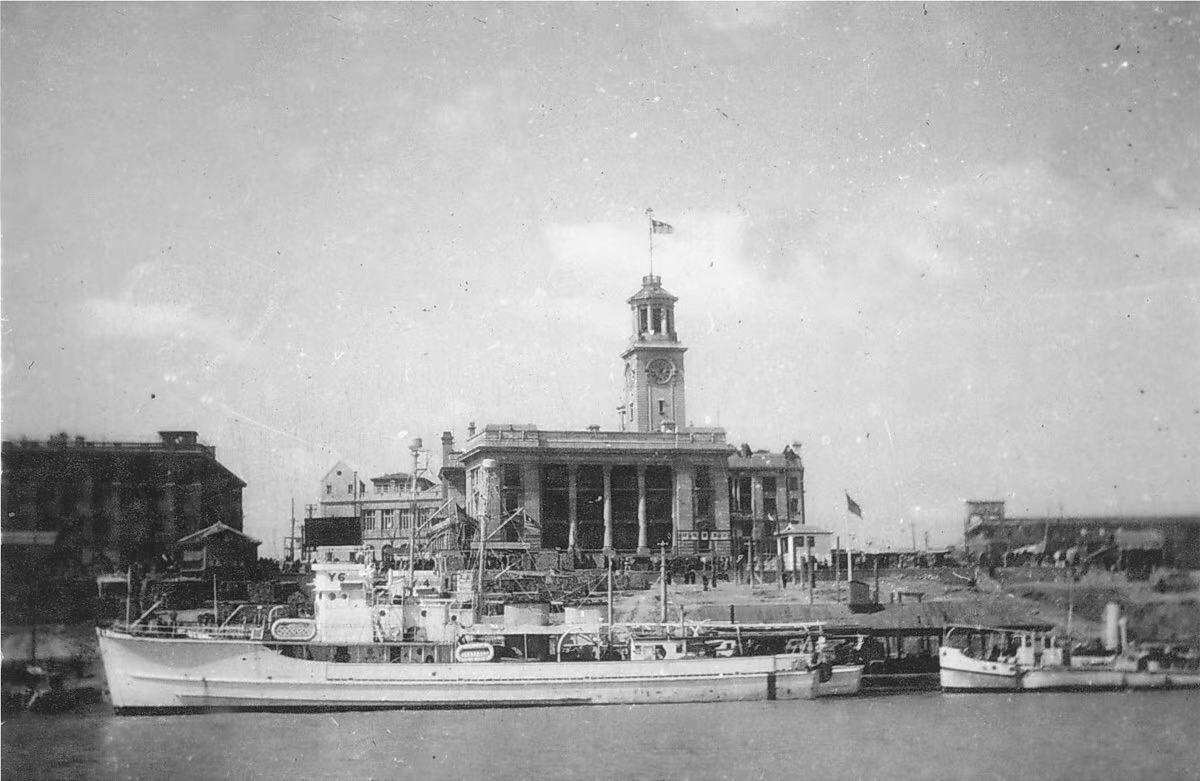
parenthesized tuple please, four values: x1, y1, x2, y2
(4, 693, 1199, 780)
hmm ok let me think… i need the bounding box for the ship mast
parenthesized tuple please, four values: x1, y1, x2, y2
(407, 438, 423, 595)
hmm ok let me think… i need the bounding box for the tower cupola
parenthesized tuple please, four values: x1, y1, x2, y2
(628, 275, 679, 344)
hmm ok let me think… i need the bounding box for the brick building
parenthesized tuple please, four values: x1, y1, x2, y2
(1, 430, 245, 619)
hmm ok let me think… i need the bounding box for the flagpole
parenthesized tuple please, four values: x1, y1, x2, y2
(844, 490, 854, 584)
(646, 208, 654, 276)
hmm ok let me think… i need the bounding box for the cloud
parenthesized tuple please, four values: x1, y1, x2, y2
(543, 209, 755, 306)
(83, 298, 249, 358)
(429, 86, 498, 138)
(693, 4, 795, 32)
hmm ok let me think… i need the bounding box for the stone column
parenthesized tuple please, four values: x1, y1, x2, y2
(713, 464, 732, 556)
(636, 465, 649, 554)
(602, 465, 613, 551)
(567, 465, 578, 551)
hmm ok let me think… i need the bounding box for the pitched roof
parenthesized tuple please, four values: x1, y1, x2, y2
(175, 522, 261, 546)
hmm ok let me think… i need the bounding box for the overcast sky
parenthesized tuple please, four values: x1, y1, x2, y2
(4, 3, 1198, 556)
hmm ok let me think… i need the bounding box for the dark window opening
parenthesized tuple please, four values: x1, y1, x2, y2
(540, 465, 569, 522)
(610, 465, 638, 521)
(730, 475, 753, 514)
(762, 477, 777, 518)
(646, 466, 673, 522)
(501, 463, 522, 515)
(694, 467, 714, 520)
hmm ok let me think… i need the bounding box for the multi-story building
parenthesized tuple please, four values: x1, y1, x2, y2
(727, 444, 805, 543)
(1, 430, 246, 618)
(312, 459, 455, 562)
(318, 273, 811, 563)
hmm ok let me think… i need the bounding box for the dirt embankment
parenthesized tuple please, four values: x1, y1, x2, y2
(1007, 572, 1200, 642)
(614, 569, 1200, 643)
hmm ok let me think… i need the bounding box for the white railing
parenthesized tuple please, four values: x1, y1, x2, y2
(118, 622, 265, 641)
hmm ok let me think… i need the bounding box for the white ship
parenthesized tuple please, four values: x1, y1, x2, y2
(98, 550, 859, 714)
(939, 613, 1200, 693)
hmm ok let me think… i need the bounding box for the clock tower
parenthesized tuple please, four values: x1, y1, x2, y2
(620, 275, 687, 432)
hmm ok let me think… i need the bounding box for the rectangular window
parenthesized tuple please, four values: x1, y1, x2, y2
(658, 399, 666, 415)
(326, 484, 332, 495)
(540, 465, 570, 549)
(381, 509, 394, 529)
(501, 463, 522, 515)
(787, 477, 799, 492)
(762, 477, 777, 518)
(347, 483, 354, 495)
(363, 511, 376, 531)
(693, 467, 714, 519)
(730, 475, 753, 514)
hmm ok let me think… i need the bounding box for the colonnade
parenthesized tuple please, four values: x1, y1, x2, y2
(565, 464, 652, 554)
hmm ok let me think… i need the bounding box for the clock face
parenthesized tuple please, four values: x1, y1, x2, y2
(646, 358, 675, 385)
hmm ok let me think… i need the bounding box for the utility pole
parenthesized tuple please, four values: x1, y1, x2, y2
(288, 497, 296, 563)
(606, 553, 614, 643)
(806, 534, 814, 605)
(834, 535, 841, 603)
(658, 540, 669, 624)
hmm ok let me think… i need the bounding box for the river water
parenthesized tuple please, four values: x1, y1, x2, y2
(3, 692, 1198, 780)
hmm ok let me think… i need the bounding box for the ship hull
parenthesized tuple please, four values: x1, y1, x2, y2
(98, 629, 826, 714)
(816, 664, 864, 697)
(939, 648, 1200, 692)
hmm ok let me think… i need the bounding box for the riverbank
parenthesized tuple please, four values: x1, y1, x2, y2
(613, 567, 1200, 642)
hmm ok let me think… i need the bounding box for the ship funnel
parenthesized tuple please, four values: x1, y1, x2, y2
(1103, 602, 1121, 651)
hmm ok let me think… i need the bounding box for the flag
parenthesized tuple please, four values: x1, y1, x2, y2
(651, 219, 674, 235)
(846, 492, 862, 518)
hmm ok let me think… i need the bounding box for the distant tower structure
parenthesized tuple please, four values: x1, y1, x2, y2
(621, 275, 687, 432)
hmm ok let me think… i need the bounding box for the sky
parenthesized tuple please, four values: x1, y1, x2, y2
(3, 3, 1198, 557)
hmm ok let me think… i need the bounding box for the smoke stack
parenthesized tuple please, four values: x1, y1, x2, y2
(1103, 602, 1121, 651)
